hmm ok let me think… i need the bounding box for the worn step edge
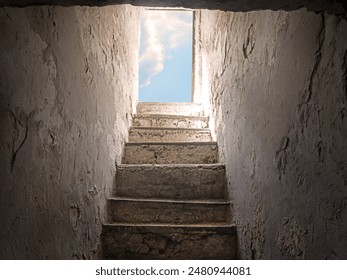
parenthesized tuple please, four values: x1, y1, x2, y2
(136, 103, 205, 116)
(113, 193, 229, 203)
(117, 163, 225, 168)
(130, 127, 211, 132)
(102, 223, 237, 236)
(125, 141, 217, 146)
(137, 102, 203, 107)
(107, 198, 231, 224)
(138, 102, 203, 105)
(103, 222, 236, 230)
(133, 114, 209, 120)
(132, 116, 209, 129)
(109, 197, 230, 205)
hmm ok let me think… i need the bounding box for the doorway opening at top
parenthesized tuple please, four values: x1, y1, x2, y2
(138, 9, 193, 102)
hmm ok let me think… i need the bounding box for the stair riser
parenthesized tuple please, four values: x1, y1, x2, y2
(108, 200, 230, 224)
(123, 144, 218, 164)
(102, 225, 236, 259)
(137, 103, 204, 116)
(115, 165, 226, 200)
(132, 115, 208, 129)
(129, 129, 212, 143)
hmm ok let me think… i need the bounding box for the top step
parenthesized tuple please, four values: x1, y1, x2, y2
(137, 102, 205, 116)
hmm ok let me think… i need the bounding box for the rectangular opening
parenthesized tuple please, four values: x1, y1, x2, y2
(138, 9, 193, 102)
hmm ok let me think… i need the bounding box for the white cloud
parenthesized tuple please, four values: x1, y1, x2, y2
(140, 77, 151, 89)
(139, 10, 192, 88)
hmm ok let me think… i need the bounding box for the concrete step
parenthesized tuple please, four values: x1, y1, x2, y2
(123, 142, 218, 164)
(102, 223, 237, 259)
(132, 114, 209, 129)
(137, 102, 205, 116)
(128, 127, 212, 143)
(115, 164, 226, 200)
(108, 197, 230, 224)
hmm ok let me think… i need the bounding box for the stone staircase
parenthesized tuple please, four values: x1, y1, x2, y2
(102, 102, 236, 259)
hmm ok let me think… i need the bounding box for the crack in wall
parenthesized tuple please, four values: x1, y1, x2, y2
(296, 13, 326, 135)
(7, 109, 29, 173)
(342, 49, 347, 100)
(274, 136, 290, 179)
(304, 13, 326, 105)
(242, 23, 255, 59)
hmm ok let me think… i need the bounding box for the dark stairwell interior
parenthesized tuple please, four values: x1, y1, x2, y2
(0, 0, 346, 259)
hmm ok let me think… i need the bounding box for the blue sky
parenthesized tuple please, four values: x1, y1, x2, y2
(139, 10, 193, 102)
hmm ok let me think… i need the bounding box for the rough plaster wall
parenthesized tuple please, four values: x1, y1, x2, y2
(0, 5, 139, 259)
(199, 9, 347, 259)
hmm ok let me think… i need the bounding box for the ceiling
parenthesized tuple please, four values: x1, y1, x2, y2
(0, 0, 345, 13)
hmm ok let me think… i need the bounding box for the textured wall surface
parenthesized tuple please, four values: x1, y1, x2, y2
(0, 0, 346, 14)
(198, 9, 347, 259)
(0, 5, 139, 259)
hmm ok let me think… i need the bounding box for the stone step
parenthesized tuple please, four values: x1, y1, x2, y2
(132, 114, 209, 129)
(102, 223, 237, 259)
(137, 102, 205, 116)
(108, 197, 230, 224)
(115, 164, 227, 200)
(128, 127, 212, 143)
(123, 142, 218, 164)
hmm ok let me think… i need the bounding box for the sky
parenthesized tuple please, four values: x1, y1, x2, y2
(138, 10, 193, 102)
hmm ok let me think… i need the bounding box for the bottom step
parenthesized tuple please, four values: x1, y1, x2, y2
(102, 224, 236, 260)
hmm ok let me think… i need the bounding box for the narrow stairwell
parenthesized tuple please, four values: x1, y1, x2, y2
(102, 102, 237, 259)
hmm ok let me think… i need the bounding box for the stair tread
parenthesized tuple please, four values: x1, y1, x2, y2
(130, 127, 211, 132)
(109, 197, 230, 204)
(118, 163, 224, 167)
(134, 113, 209, 119)
(115, 163, 226, 200)
(123, 142, 218, 164)
(138, 102, 203, 106)
(125, 141, 217, 146)
(103, 222, 236, 228)
(102, 223, 236, 259)
(137, 103, 206, 117)
(129, 127, 212, 143)
(132, 114, 209, 129)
